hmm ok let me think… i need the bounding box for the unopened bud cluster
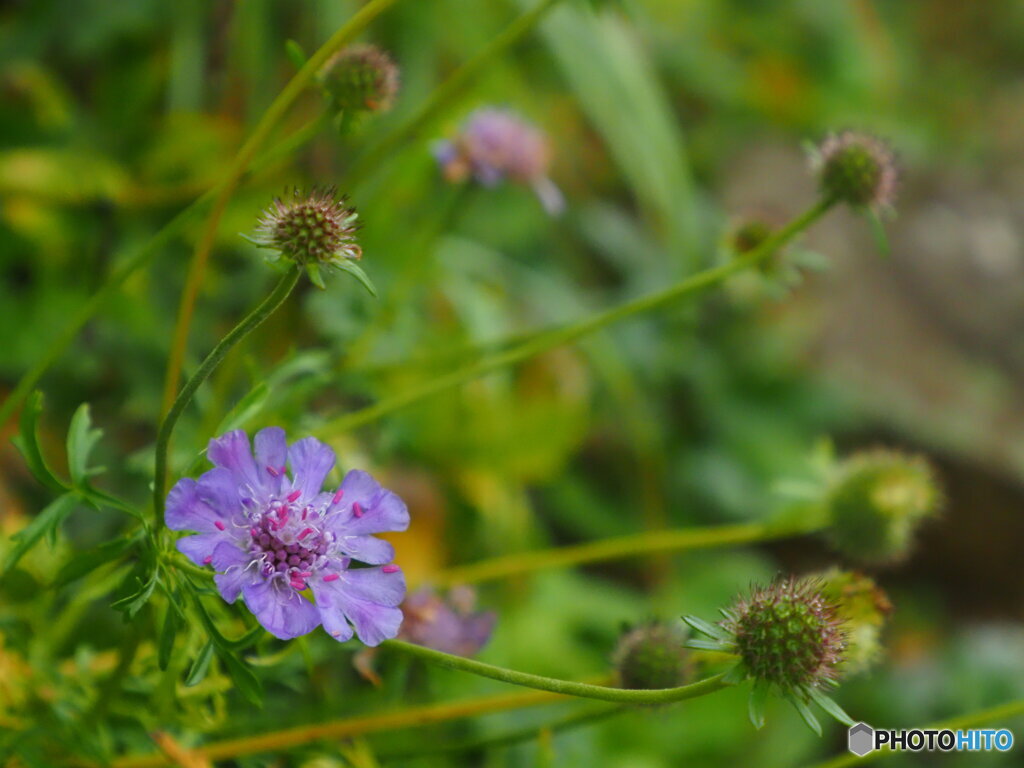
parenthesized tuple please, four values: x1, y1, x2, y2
(826, 449, 941, 565)
(814, 131, 898, 210)
(319, 44, 399, 115)
(613, 622, 690, 690)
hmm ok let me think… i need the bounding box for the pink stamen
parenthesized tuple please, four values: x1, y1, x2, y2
(250, 527, 259, 537)
(286, 490, 302, 503)
(332, 488, 345, 505)
(352, 502, 363, 518)
(302, 508, 308, 520)
(203, 556, 212, 565)
(266, 465, 279, 477)
(382, 565, 400, 574)
(290, 580, 306, 590)
(298, 571, 312, 578)
(214, 520, 226, 531)
(279, 465, 287, 476)
(297, 527, 314, 541)
(323, 573, 340, 582)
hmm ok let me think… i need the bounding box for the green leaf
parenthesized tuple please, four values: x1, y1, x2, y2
(748, 681, 770, 729)
(217, 647, 263, 706)
(684, 638, 731, 652)
(212, 382, 270, 437)
(111, 563, 158, 619)
(81, 487, 146, 522)
(185, 641, 215, 687)
(285, 39, 308, 71)
(791, 696, 823, 736)
(306, 262, 326, 289)
(722, 661, 749, 686)
(158, 604, 180, 672)
(808, 687, 855, 726)
(681, 614, 732, 642)
(52, 533, 140, 587)
(2, 493, 78, 578)
(335, 260, 377, 297)
(12, 392, 67, 492)
(66, 403, 104, 486)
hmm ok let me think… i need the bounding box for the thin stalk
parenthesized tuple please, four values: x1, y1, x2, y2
(345, 0, 564, 188)
(153, 267, 301, 525)
(383, 640, 730, 705)
(316, 197, 835, 436)
(110, 687, 572, 767)
(427, 519, 823, 587)
(0, 115, 324, 431)
(809, 697, 1024, 768)
(160, 0, 402, 420)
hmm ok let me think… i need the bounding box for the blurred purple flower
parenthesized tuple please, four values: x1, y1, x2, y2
(166, 428, 409, 646)
(400, 586, 496, 656)
(433, 108, 565, 215)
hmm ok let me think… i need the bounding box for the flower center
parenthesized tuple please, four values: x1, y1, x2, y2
(248, 499, 332, 588)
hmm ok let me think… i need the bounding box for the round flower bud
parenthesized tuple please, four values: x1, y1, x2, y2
(319, 44, 399, 114)
(613, 622, 690, 690)
(815, 131, 897, 210)
(826, 449, 941, 565)
(726, 577, 845, 696)
(815, 569, 892, 676)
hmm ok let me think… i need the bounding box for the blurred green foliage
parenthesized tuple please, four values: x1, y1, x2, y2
(2, 0, 1024, 765)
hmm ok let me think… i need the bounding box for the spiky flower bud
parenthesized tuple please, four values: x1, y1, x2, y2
(728, 578, 844, 695)
(816, 569, 892, 676)
(684, 577, 852, 733)
(319, 44, 400, 114)
(814, 131, 898, 210)
(826, 449, 941, 565)
(250, 188, 371, 290)
(613, 622, 690, 690)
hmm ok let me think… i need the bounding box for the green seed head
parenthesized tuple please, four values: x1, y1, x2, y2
(727, 577, 845, 695)
(319, 44, 400, 114)
(826, 449, 942, 565)
(613, 622, 690, 690)
(252, 187, 361, 268)
(815, 131, 897, 210)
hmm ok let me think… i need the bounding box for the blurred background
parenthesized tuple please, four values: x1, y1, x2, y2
(2, 0, 1024, 765)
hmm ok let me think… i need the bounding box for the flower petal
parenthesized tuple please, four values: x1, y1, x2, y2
(287, 437, 336, 501)
(325, 470, 409, 537)
(334, 534, 394, 566)
(195, 467, 243, 517)
(166, 478, 229, 533)
(254, 427, 287, 496)
(311, 566, 406, 646)
(242, 578, 321, 640)
(208, 430, 261, 494)
(176, 533, 229, 566)
(211, 542, 258, 603)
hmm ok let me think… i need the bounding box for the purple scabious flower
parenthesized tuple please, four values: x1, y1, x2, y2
(400, 586, 496, 657)
(166, 428, 409, 646)
(433, 108, 565, 215)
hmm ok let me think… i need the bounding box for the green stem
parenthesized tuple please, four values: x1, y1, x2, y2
(152, 266, 301, 525)
(160, 0, 402, 418)
(809, 698, 1024, 768)
(383, 640, 731, 704)
(316, 197, 834, 436)
(0, 117, 324, 431)
(430, 519, 822, 587)
(345, 0, 564, 188)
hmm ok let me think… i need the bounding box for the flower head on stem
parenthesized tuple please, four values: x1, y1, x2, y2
(166, 428, 409, 645)
(684, 576, 853, 734)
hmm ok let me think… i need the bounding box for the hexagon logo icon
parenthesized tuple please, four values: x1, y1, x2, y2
(848, 722, 875, 756)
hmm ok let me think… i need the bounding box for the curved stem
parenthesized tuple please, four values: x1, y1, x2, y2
(153, 266, 301, 525)
(159, 0, 402, 420)
(428, 519, 823, 587)
(316, 197, 835, 436)
(345, 0, 564, 188)
(810, 697, 1024, 768)
(383, 640, 730, 704)
(0, 116, 325, 431)
(110, 686, 572, 767)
